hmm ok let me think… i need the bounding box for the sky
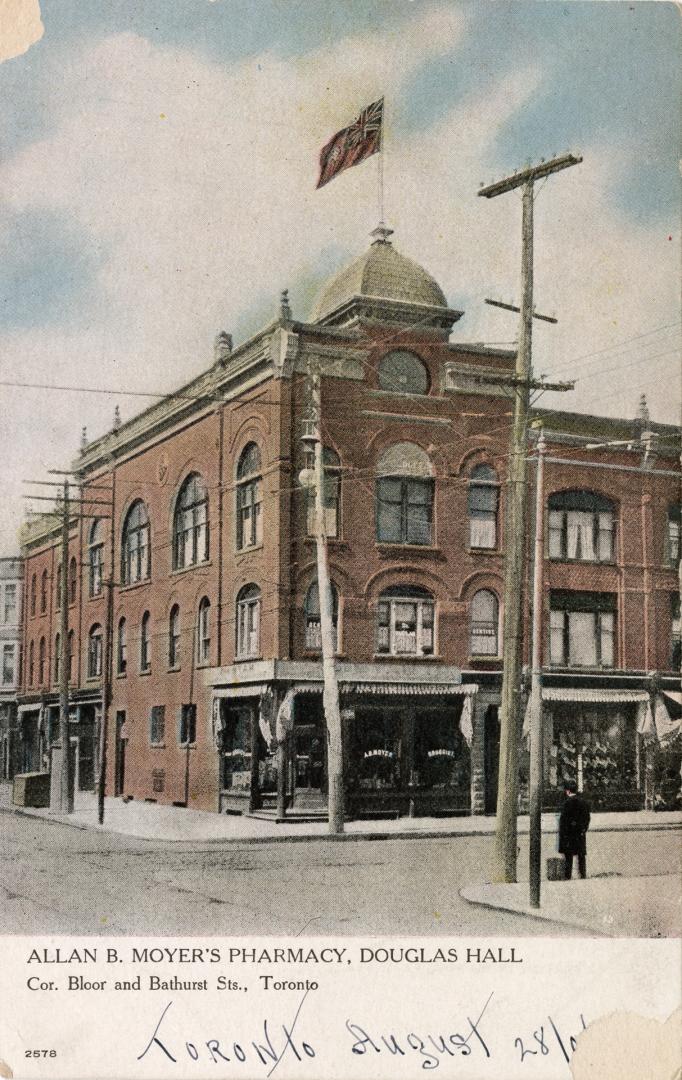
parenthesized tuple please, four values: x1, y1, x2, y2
(0, 0, 680, 556)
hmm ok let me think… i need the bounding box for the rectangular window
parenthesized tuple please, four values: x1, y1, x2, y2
(237, 480, 262, 550)
(549, 507, 615, 563)
(150, 705, 165, 746)
(549, 594, 616, 668)
(376, 597, 435, 657)
(1, 644, 15, 686)
(468, 485, 498, 549)
(89, 547, 103, 597)
(236, 599, 260, 659)
(3, 584, 17, 624)
(376, 478, 433, 546)
(178, 704, 197, 746)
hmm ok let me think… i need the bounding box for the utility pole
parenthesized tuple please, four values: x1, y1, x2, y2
(300, 365, 344, 833)
(97, 578, 114, 824)
(528, 428, 547, 908)
(479, 152, 582, 882)
(57, 480, 73, 814)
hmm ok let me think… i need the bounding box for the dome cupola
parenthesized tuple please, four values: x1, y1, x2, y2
(309, 225, 462, 332)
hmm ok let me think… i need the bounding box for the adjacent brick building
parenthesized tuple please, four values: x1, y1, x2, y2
(17, 228, 682, 817)
(0, 556, 22, 780)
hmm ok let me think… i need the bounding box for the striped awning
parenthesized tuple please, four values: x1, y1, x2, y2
(213, 683, 268, 699)
(340, 681, 474, 696)
(542, 687, 649, 704)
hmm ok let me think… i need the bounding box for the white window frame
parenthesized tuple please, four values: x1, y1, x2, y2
(376, 593, 435, 657)
(236, 589, 261, 660)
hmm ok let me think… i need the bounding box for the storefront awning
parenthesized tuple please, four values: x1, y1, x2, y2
(213, 684, 268, 700)
(542, 687, 649, 704)
(339, 682, 476, 696)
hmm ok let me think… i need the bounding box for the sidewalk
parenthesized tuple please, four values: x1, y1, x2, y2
(1, 784, 680, 845)
(461, 874, 682, 937)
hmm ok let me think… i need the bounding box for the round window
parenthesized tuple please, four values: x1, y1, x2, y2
(378, 351, 429, 395)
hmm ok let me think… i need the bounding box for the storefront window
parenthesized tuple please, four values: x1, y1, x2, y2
(413, 711, 469, 793)
(353, 709, 400, 790)
(549, 705, 638, 809)
(220, 707, 252, 792)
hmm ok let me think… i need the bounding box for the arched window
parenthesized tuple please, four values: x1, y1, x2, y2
(236, 585, 260, 659)
(236, 443, 262, 551)
(376, 585, 435, 657)
(88, 625, 103, 678)
(54, 633, 61, 683)
(68, 556, 77, 605)
(173, 473, 209, 569)
(548, 491, 615, 563)
(667, 505, 681, 566)
(378, 351, 429, 395)
(376, 443, 434, 546)
(38, 637, 46, 685)
(168, 605, 180, 668)
(197, 598, 211, 665)
(306, 448, 341, 539)
(117, 617, 127, 675)
(28, 640, 34, 685)
(30, 574, 36, 617)
(140, 611, 151, 672)
(304, 582, 339, 651)
(121, 500, 151, 585)
(40, 569, 48, 614)
(88, 519, 104, 597)
(470, 590, 500, 656)
(67, 630, 75, 682)
(468, 464, 499, 550)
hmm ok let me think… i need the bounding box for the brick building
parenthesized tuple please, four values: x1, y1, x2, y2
(0, 556, 22, 780)
(17, 228, 682, 817)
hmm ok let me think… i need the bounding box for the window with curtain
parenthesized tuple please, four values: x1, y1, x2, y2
(117, 617, 127, 675)
(88, 625, 103, 678)
(548, 491, 615, 563)
(236, 585, 260, 659)
(667, 505, 681, 566)
(376, 585, 435, 656)
(168, 605, 180, 668)
(470, 590, 500, 655)
(38, 637, 46, 685)
(197, 598, 211, 665)
(467, 464, 499, 549)
(140, 611, 151, 672)
(304, 581, 339, 650)
(3, 583, 17, 624)
(549, 592, 616, 668)
(88, 519, 104, 597)
(376, 443, 434, 546)
(173, 473, 209, 569)
(306, 448, 341, 539)
(121, 500, 151, 585)
(236, 443, 263, 551)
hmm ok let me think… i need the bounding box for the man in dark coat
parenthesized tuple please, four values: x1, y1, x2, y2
(558, 781, 591, 879)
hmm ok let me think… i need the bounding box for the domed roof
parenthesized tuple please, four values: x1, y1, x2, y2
(310, 226, 449, 324)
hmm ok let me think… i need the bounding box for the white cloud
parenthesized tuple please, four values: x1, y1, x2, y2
(0, 4, 678, 554)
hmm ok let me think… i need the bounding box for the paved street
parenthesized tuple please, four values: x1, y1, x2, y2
(1, 812, 679, 937)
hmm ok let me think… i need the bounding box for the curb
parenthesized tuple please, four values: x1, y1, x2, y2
(458, 886, 614, 938)
(1, 802, 680, 847)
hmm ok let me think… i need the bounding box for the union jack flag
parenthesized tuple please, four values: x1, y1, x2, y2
(316, 98, 384, 189)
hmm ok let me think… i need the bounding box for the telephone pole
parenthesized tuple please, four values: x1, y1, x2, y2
(97, 578, 114, 824)
(300, 365, 344, 833)
(528, 428, 547, 907)
(479, 152, 582, 882)
(57, 480, 73, 814)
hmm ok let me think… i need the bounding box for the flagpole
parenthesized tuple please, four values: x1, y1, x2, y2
(378, 96, 386, 224)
